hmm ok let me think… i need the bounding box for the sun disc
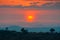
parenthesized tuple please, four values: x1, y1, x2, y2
(28, 16, 33, 19)
(27, 15, 33, 22)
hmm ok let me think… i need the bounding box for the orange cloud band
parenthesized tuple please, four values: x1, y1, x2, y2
(0, 0, 60, 6)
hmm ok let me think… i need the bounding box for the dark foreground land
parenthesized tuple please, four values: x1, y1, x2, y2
(0, 28, 60, 40)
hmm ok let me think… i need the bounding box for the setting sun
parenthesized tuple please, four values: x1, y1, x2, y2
(28, 16, 33, 19)
(27, 16, 33, 22)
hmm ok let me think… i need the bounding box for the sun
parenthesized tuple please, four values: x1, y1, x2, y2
(27, 16, 33, 22)
(28, 16, 33, 19)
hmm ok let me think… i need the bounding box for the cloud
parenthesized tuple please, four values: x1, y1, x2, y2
(0, 0, 60, 6)
(0, 1, 60, 9)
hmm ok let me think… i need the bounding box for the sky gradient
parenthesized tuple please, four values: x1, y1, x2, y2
(0, 0, 60, 28)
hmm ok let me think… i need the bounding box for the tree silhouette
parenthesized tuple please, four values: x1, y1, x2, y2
(5, 27, 8, 31)
(21, 28, 25, 32)
(21, 28, 28, 34)
(50, 28, 55, 33)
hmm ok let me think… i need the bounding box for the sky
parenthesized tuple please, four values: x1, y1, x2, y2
(0, 0, 60, 6)
(0, 0, 60, 28)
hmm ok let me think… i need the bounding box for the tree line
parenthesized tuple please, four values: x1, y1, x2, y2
(0, 27, 60, 40)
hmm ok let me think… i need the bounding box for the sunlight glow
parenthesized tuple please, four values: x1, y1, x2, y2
(27, 15, 33, 22)
(28, 16, 33, 19)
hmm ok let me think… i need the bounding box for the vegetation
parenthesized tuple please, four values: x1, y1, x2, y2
(50, 28, 55, 33)
(0, 27, 60, 40)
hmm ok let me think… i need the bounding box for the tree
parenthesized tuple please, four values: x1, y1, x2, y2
(21, 28, 28, 34)
(21, 28, 24, 32)
(5, 27, 8, 31)
(50, 28, 55, 33)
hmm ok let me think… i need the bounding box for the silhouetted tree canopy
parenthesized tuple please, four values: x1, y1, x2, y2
(50, 28, 55, 33)
(21, 28, 25, 32)
(5, 27, 8, 30)
(21, 28, 28, 34)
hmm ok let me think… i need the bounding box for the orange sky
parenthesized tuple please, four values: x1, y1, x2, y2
(0, 0, 59, 6)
